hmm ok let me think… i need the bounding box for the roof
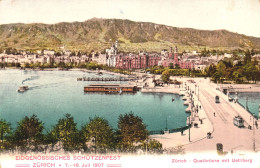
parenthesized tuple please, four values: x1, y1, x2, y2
(86, 84, 136, 88)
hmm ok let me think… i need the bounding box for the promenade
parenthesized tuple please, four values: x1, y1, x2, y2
(149, 77, 260, 154)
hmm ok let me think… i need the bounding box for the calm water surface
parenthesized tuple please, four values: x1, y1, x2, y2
(235, 92, 260, 118)
(0, 69, 189, 132)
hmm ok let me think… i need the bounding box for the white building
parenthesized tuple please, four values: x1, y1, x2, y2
(224, 53, 233, 58)
(43, 50, 55, 56)
(106, 41, 118, 67)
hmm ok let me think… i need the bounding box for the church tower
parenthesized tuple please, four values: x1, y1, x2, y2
(174, 46, 179, 65)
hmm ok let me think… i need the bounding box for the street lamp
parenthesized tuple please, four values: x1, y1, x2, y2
(246, 97, 248, 111)
(198, 85, 199, 100)
(165, 118, 168, 131)
(188, 93, 193, 142)
(189, 115, 191, 142)
(145, 138, 149, 154)
(253, 115, 256, 152)
(250, 114, 258, 152)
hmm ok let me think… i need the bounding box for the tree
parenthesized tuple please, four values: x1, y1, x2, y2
(232, 69, 244, 84)
(141, 139, 163, 154)
(174, 64, 180, 69)
(216, 61, 227, 77)
(211, 71, 221, 83)
(243, 62, 258, 83)
(169, 63, 174, 69)
(14, 114, 44, 152)
(43, 131, 59, 153)
(77, 51, 82, 57)
(54, 52, 62, 56)
(70, 51, 76, 56)
(205, 64, 216, 77)
(51, 114, 79, 151)
(162, 70, 170, 83)
(83, 117, 115, 153)
(117, 112, 148, 152)
(244, 49, 252, 65)
(0, 119, 11, 144)
(252, 57, 259, 66)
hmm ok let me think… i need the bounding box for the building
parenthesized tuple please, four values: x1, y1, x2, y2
(160, 46, 195, 69)
(43, 50, 55, 56)
(115, 53, 161, 69)
(106, 41, 118, 67)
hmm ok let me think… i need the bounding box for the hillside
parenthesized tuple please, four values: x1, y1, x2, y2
(1, 18, 260, 52)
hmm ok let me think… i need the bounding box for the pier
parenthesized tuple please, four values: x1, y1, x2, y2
(77, 77, 136, 82)
(84, 84, 137, 93)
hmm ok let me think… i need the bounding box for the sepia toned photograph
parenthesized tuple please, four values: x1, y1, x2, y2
(0, 0, 260, 167)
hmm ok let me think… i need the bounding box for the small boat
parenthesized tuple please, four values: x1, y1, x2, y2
(17, 86, 29, 92)
(97, 70, 103, 75)
(183, 100, 189, 106)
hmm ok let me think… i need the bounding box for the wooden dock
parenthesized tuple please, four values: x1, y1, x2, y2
(77, 77, 136, 82)
(84, 84, 137, 93)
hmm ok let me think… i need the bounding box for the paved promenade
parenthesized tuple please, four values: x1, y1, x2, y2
(150, 77, 260, 154)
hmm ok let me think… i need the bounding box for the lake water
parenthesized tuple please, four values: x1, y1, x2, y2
(0, 69, 189, 132)
(234, 92, 260, 118)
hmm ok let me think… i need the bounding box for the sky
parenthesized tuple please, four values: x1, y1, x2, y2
(0, 0, 260, 37)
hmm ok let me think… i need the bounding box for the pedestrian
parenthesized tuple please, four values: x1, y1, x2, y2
(214, 112, 215, 117)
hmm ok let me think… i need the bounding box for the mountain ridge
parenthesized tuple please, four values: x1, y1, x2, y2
(1, 18, 260, 52)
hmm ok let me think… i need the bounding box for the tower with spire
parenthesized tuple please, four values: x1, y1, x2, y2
(173, 46, 179, 65)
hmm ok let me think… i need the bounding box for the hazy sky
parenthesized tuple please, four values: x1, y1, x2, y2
(0, 0, 260, 37)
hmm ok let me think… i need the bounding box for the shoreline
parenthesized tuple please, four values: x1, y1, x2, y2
(2, 67, 260, 90)
(141, 86, 180, 94)
(219, 83, 260, 92)
(1, 68, 260, 153)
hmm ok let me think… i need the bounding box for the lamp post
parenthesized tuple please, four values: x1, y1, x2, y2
(194, 85, 196, 95)
(145, 138, 149, 155)
(165, 118, 168, 131)
(198, 85, 199, 100)
(253, 115, 256, 152)
(189, 93, 193, 142)
(189, 116, 191, 142)
(246, 97, 248, 111)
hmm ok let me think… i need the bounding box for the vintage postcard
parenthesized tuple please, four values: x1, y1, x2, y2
(0, 0, 260, 168)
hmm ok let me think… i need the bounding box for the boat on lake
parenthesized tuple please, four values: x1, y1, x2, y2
(17, 86, 29, 92)
(97, 72, 103, 75)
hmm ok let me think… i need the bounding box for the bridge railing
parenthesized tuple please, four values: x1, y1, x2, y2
(149, 125, 190, 135)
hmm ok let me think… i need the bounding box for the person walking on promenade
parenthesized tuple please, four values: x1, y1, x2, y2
(214, 112, 216, 117)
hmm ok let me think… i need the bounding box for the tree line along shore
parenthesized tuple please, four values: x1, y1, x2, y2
(0, 113, 165, 154)
(1, 49, 259, 84)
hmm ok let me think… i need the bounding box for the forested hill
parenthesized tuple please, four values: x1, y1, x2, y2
(1, 18, 260, 52)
